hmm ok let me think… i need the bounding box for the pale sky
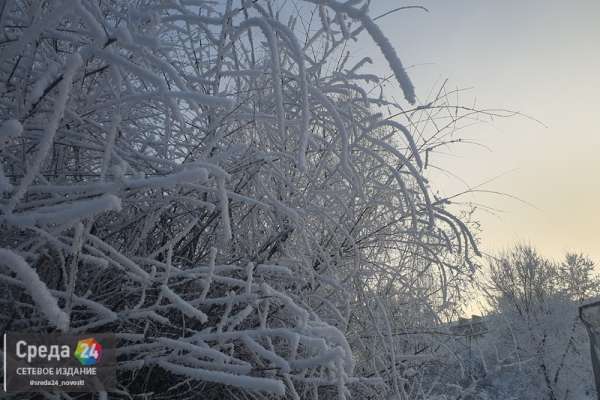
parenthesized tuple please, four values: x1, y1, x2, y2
(360, 0, 600, 264)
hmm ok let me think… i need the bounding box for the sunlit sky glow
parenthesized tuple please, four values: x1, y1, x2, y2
(359, 0, 600, 264)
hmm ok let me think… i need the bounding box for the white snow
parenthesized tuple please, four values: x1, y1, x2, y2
(0, 249, 69, 331)
(0, 2, 505, 399)
(158, 359, 286, 395)
(7, 53, 82, 213)
(4, 194, 122, 226)
(161, 286, 208, 323)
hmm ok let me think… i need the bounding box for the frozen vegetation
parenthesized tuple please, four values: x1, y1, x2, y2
(0, 1, 597, 399)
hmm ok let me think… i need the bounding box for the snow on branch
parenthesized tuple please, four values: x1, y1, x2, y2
(0, 1, 480, 398)
(0, 249, 69, 331)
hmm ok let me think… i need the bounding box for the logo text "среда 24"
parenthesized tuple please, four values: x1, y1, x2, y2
(15, 340, 71, 363)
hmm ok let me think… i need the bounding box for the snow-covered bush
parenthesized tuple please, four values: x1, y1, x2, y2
(0, 1, 479, 398)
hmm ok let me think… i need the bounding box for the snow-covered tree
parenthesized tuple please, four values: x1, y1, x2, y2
(0, 1, 480, 398)
(559, 253, 600, 302)
(468, 246, 599, 400)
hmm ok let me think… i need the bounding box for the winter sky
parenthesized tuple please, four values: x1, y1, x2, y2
(360, 0, 600, 263)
